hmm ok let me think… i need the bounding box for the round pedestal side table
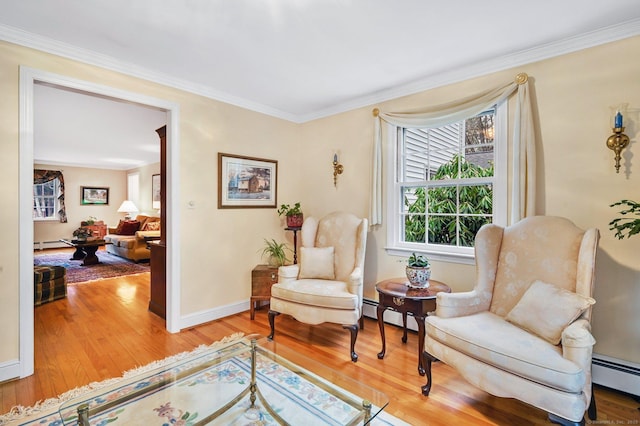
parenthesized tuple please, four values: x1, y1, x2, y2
(375, 278, 451, 375)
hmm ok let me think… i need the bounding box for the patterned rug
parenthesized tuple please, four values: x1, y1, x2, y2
(34, 251, 149, 284)
(0, 333, 410, 426)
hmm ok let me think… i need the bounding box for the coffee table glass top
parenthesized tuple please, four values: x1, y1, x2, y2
(58, 335, 388, 425)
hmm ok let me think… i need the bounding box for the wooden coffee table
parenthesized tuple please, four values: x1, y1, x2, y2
(60, 239, 106, 266)
(376, 277, 451, 375)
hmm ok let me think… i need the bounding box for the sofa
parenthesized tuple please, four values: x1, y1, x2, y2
(104, 214, 160, 262)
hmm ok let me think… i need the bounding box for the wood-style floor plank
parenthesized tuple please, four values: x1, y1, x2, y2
(2, 254, 638, 424)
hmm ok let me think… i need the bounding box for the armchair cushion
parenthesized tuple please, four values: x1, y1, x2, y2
(298, 246, 335, 279)
(271, 279, 358, 310)
(505, 280, 595, 345)
(426, 311, 585, 393)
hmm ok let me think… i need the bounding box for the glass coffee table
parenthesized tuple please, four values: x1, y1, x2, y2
(58, 335, 388, 425)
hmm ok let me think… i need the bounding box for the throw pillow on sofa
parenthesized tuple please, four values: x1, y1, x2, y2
(115, 220, 140, 236)
(142, 221, 160, 231)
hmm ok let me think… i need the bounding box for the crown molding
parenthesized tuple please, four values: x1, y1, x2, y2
(2, 19, 640, 124)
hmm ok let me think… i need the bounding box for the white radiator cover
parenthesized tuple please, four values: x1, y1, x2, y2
(34, 240, 67, 250)
(363, 298, 640, 397)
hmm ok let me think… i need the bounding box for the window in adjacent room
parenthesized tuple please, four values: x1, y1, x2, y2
(33, 177, 60, 221)
(387, 104, 507, 263)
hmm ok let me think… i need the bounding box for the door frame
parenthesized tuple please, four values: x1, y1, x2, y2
(19, 66, 182, 377)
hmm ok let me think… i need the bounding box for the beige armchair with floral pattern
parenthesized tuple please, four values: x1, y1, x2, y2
(423, 216, 599, 426)
(268, 211, 367, 362)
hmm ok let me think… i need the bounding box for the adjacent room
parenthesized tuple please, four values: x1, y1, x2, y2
(0, 2, 639, 425)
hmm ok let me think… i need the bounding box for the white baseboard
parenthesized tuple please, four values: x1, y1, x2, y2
(179, 300, 250, 330)
(0, 358, 21, 383)
(592, 353, 640, 396)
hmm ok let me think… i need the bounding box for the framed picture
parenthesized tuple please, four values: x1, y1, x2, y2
(81, 186, 109, 205)
(152, 174, 161, 209)
(218, 153, 277, 208)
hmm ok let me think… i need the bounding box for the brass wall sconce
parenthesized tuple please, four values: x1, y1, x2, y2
(606, 111, 630, 173)
(332, 153, 343, 187)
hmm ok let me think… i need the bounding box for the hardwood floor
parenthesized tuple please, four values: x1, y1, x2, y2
(2, 267, 638, 424)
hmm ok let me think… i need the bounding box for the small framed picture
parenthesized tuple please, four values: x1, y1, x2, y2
(81, 186, 109, 205)
(218, 153, 277, 208)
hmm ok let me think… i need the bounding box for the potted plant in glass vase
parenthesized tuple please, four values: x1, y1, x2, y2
(277, 202, 303, 228)
(406, 252, 431, 288)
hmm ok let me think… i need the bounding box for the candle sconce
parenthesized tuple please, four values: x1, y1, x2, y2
(332, 153, 344, 187)
(606, 111, 630, 173)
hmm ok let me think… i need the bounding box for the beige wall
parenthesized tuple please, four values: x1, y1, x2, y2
(297, 36, 640, 365)
(131, 162, 161, 215)
(33, 164, 127, 245)
(0, 41, 300, 363)
(1, 35, 638, 368)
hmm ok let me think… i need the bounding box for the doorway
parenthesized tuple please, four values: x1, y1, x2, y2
(18, 67, 181, 378)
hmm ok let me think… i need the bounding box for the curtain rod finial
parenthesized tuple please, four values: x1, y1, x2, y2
(515, 73, 528, 84)
(372, 108, 380, 117)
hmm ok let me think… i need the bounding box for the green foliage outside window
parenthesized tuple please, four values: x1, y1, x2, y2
(404, 155, 493, 247)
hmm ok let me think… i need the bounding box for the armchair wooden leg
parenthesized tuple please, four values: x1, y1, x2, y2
(547, 413, 584, 426)
(267, 310, 279, 340)
(421, 351, 436, 396)
(343, 324, 359, 362)
(587, 383, 597, 420)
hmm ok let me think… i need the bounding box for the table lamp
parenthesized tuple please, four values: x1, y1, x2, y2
(117, 200, 139, 220)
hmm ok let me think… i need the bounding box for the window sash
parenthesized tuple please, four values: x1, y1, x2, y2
(33, 179, 60, 221)
(386, 104, 507, 264)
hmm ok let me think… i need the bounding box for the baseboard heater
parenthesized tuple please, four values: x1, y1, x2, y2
(592, 354, 640, 397)
(34, 240, 67, 250)
(364, 299, 640, 397)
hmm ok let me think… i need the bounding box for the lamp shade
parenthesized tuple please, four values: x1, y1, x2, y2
(117, 200, 139, 215)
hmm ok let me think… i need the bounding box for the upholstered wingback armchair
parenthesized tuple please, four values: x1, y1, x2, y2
(423, 216, 599, 426)
(268, 211, 368, 362)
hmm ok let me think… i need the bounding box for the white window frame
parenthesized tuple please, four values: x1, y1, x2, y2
(33, 177, 61, 222)
(385, 103, 507, 264)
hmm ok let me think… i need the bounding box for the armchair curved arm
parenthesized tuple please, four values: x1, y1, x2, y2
(434, 289, 491, 318)
(278, 264, 300, 284)
(562, 319, 596, 387)
(347, 267, 363, 292)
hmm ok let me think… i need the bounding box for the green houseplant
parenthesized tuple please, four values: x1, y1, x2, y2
(72, 227, 94, 241)
(277, 202, 304, 227)
(260, 238, 291, 267)
(406, 252, 431, 288)
(609, 199, 640, 239)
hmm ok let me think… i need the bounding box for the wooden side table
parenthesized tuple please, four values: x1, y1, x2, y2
(376, 277, 451, 375)
(251, 265, 279, 320)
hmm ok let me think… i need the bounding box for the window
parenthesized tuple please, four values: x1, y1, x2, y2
(387, 105, 506, 263)
(33, 177, 61, 221)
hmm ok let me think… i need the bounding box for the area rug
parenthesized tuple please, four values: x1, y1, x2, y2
(34, 251, 149, 284)
(0, 333, 410, 426)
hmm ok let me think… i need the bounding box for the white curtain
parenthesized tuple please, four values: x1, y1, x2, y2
(369, 73, 535, 226)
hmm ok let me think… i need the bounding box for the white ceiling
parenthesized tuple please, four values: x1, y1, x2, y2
(3, 1, 640, 169)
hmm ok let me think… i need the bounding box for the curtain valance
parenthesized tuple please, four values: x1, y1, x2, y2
(370, 73, 535, 226)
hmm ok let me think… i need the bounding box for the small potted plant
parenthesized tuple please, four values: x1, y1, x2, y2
(406, 252, 431, 288)
(72, 227, 94, 242)
(260, 238, 291, 267)
(277, 202, 304, 228)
